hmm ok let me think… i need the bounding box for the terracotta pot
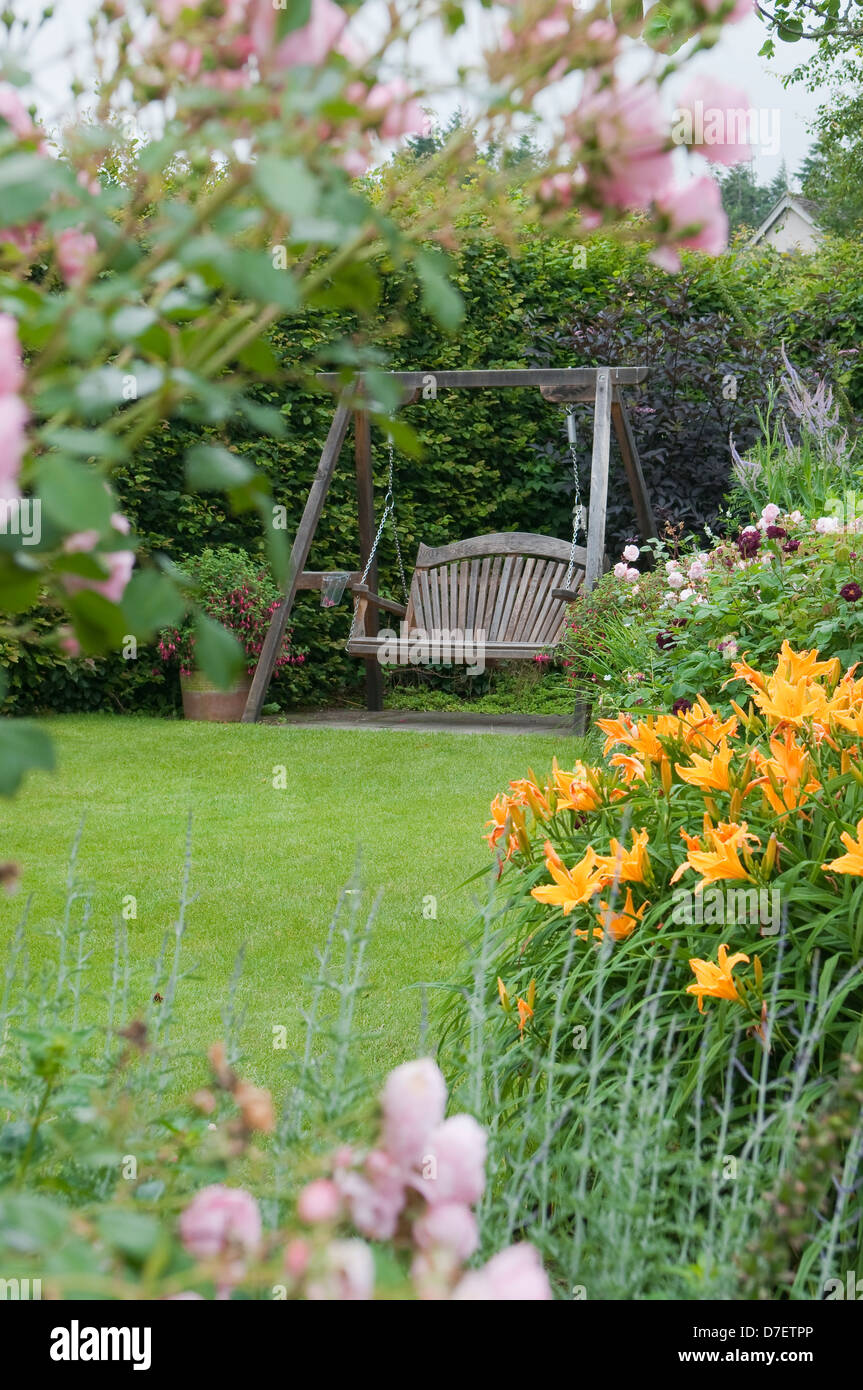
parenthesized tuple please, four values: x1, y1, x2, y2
(180, 670, 252, 722)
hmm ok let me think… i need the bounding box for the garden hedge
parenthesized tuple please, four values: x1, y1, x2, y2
(5, 231, 863, 714)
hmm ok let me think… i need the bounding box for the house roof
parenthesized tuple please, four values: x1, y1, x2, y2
(750, 193, 822, 246)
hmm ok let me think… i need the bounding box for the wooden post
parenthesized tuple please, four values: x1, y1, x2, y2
(611, 392, 657, 543)
(242, 397, 352, 723)
(354, 408, 383, 712)
(583, 367, 612, 593)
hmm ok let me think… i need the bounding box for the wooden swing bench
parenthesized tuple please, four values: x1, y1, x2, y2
(346, 532, 586, 663)
(241, 367, 655, 723)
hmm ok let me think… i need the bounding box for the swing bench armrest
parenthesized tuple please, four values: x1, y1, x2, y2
(551, 583, 583, 602)
(350, 584, 408, 619)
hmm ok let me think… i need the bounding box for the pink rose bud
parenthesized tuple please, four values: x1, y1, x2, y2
(297, 1178, 342, 1225)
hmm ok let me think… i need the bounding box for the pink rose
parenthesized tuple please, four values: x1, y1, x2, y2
(453, 1242, 553, 1300)
(674, 78, 752, 166)
(366, 78, 425, 140)
(0, 314, 24, 399)
(275, 0, 348, 68)
(702, 0, 753, 22)
(418, 1113, 486, 1207)
(0, 84, 36, 140)
(297, 1178, 342, 1225)
(651, 177, 728, 271)
(571, 77, 673, 211)
(381, 1058, 447, 1166)
(179, 1184, 262, 1261)
(307, 1239, 374, 1301)
(0, 394, 27, 498)
(340, 1149, 406, 1241)
(56, 227, 98, 286)
(414, 1202, 478, 1260)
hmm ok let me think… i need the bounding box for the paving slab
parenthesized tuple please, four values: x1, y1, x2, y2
(263, 709, 578, 735)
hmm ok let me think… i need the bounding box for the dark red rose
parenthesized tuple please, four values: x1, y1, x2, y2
(766, 525, 786, 539)
(737, 528, 760, 559)
(782, 538, 801, 554)
(656, 630, 675, 650)
(840, 582, 862, 602)
(672, 697, 693, 715)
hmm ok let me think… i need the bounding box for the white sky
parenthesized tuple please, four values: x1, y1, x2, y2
(6, 0, 823, 183)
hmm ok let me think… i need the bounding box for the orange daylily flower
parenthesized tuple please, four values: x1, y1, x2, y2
(753, 674, 829, 728)
(675, 695, 739, 750)
(671, 820, 757, 890)
(516, 994, 534, 1035)
(484, 793, 511, 851)
(509, 773, 551, 821)
(577, 887, 647, 942)
(822, 818, 863, 878)
(595, 828, 651, 885)
(530, 840, 606, 914)
(675, 738, 735, 793)
(774, 641, 839, 686)
(751, 729, 821, 816)
(687, 943, 750, 1013)
(549, 757, 603, 813)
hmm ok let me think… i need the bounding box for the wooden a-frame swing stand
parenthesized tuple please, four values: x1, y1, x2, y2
(242, 366, 656, 724)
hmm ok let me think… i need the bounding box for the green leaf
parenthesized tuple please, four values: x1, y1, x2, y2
(274, 0, 312, 39)
(252, 156, 318, 218)
(186, 444, 256, 491)
(97, 1209, 160, 1262)
(122, 570, 186, 636)
(66, 589, 129, 653)
(0, 1194, 68, 1252)
(0, 720, 55, 797)
(415, 250, 464, 331)
(34, 455, 115, 532)
(194, 613, 244, 689)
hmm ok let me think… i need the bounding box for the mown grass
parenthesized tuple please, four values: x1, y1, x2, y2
(0, 715, 575, 1093)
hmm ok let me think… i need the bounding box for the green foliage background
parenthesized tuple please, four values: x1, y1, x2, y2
(5, 231, 863, 714)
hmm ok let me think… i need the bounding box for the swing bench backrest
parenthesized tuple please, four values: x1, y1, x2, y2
(348, 532, 587, 661)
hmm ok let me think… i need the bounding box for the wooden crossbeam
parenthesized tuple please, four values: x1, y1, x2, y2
(317, 367, 647, 393)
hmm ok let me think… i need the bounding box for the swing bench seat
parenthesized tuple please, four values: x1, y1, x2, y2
(346, 533, 586, 665)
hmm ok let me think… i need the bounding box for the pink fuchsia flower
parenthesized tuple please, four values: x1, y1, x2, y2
(381, 1057, 447, 1166)
(0, 313, 24, 397)
(307, 1239, 374, 1301)
(366, 78, 425, 140)
(179, 1184, 262, 1262)
(56, 227, 98, 286)
(297, 1178, 342, 1225)
(0, 393, 28, 499)
(622, 543, 639, 562)
(452, 1242, 552, 1301)
(414, 1202, 478, 1261)
(673, 78, 752, 166)
(0, 84, 37, 141)
(418, 1114, 487, 1207)
(651, 177, 728, 271)
(570, 77, 674, 212)
(275, 0, 349, 68)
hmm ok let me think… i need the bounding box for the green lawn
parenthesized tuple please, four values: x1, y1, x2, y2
(1, 715, 571, 1093)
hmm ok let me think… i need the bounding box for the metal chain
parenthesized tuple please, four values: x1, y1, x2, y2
(564, 405, 584, 587)
(347, 424, 409, 645)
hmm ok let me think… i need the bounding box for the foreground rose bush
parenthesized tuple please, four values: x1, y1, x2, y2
(0, 0, 752, 793)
